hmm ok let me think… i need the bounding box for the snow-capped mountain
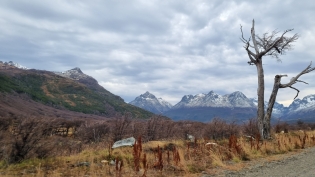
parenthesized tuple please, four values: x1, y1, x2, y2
(283, 94, 315, 122)
(129, 91, 172, 114)
(173, 91, 256, 109)
(130, 90, 315, 122)
(248, 98, 287, 117)
(288, 94, 315, 113)
(54, 67, 121, 99)
(0, 61, 28, 69)
(54, 67, 89, 80)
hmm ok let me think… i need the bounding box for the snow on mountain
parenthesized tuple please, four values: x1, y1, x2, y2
(173, 91, 256, 109)
(249, 98, 258, 106)
(288, 94, 315, 113)
(248, 94, 315, 119)
(0, 61, 29, 69)
(54, 67, 88, 80)
(129, 89, 314, 122)
(129, 91, 172, 114)
(53, 67, 118, 96)
(271, 102, 287, 117)
(157, 98, 173, 109)
(248, 98, 286, 117)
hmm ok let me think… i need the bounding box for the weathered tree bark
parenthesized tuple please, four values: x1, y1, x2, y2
(264, 63, 315, 128)
(240, 19, 299, 139)
(256, 61, 267, 139)
(264, 74, 286, 138)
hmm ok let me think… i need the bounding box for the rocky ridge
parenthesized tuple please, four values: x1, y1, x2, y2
(0, 61, 28, 70)
(129, 91, 172, 114)
(173, 91, 256, 109)
(131, 91, 315, 122)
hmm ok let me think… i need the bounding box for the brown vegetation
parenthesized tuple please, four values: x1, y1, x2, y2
(1, 113, 315, 176)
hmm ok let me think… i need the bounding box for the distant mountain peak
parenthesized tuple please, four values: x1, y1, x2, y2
(130, 92, 172, 114)
(229, 91, 246, 97)
(140, 91, 154, 97)
(208, 90, 215, 94)
(0, 60, 29, 70)
(55, 67, 89, 80)
(173, 91, 255, 109)
(53, 67, 115, 95)
(71, 67, 83, 74)
(288, 94, 315, 112)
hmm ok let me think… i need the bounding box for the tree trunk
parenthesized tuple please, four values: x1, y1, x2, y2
(263, 75, 283, 139)
(241, 19, 300, 140)
(256, 60, 267, 139)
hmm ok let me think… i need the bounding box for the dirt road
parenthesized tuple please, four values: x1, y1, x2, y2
(222, 147, 315, 177)
(201, 147, 315, 177)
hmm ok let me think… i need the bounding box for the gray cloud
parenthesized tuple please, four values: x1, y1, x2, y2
(0, 0, 314, 106)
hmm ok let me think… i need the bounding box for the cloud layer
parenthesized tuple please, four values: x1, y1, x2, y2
(1, 0, 315, 106)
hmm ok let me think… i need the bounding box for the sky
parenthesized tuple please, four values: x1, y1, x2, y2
(1, 0, 315, 106)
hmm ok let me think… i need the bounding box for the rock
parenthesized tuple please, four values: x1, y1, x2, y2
(187, 134, 195, 142)
(112, 137, 136, 148)
(205, 142, 217, 146)
(101, 160, 109, 164)
(109, 160, 115, 166)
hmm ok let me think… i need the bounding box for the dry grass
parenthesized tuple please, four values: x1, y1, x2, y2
(1, 130, 315, 177)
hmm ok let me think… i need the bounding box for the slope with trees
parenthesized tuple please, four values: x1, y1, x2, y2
(0, 66, 153, 119)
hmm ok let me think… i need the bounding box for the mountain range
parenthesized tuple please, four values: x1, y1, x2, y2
(1, 61, 314, 123)
(129, 91, 315, 123)
(0, 61, 153, 119)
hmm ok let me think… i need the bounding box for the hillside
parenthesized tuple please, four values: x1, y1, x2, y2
(0, 65, 153, 119)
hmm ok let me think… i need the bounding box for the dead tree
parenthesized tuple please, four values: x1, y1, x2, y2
(265, 62, 315, 129)
(240, 19, 300, 139)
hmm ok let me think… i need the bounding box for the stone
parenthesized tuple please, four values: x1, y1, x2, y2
(112, 137, 136, 148)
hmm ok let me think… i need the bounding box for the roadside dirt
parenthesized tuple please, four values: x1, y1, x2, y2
(219, 147, 315, 177)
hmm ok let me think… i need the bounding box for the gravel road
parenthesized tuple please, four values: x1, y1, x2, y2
(222, 147, 315, 177)
(200, 147, 315, 177)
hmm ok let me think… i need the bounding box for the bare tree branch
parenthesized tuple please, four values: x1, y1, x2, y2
(280, 62, 315, 87)
(240, 24, 252, 46)
(288, 86, 300, 99)
(258, 29, 298, 59)
(280, 62, 315, 99)
(296, 80, 309, 84)
(240, 24, 257, 65)
(251, 19, 260, 54)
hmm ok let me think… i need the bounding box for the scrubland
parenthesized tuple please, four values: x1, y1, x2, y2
(1, 115, 315, 177)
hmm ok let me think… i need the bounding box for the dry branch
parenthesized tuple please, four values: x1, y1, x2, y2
(280, 62, 315, 99)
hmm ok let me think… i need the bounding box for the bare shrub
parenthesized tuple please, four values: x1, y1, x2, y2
(0, 116, 84, 163)
(0, 117, 57, 163)
(242, 118, 260, 136)
(274, 121, 289, 133)
(111, 113, 132, 141)
(76, 121, 110, 143)
(145, 116, 161, 141)
(204, 118, 240, 140)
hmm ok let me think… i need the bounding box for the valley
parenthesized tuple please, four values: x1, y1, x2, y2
(1, 61, 315, 176)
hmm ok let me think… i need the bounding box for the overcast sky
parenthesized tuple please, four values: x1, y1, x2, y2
(1, 0, 315, 106)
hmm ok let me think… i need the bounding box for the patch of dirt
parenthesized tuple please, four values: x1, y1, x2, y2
(213, 147, 315, 177)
